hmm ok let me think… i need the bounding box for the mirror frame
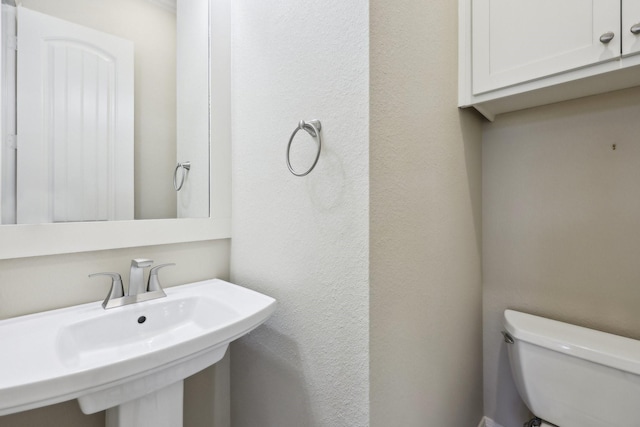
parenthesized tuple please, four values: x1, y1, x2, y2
(0, 0, 231, 259)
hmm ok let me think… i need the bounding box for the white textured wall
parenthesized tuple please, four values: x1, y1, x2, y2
(483, 87, 640, 426)
(370, 0, 484, 425)
(229, 1, 370, 426)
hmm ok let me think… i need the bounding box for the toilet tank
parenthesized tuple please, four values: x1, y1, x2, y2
(503, 309, 640, 427)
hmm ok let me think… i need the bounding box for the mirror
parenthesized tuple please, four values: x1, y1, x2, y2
(0, 0, 210, 224)
(0, 0, 230, 260)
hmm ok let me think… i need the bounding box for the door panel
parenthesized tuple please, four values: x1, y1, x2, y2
(1, 5, 16, 224)
(16, 6, 134, 224)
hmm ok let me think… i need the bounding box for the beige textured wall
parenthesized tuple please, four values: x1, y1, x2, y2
(483, 87, 640, 426)
(370, 0, 484, 425)
(0, 239, 230, 427)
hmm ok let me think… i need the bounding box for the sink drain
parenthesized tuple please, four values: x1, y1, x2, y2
(137, 316, 147, 324)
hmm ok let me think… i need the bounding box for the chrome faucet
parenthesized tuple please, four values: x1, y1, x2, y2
(128, 258, 153, 296)
(89, 259, 174, 309)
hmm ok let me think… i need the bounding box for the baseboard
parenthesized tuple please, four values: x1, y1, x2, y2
(478, 416, 505, 427)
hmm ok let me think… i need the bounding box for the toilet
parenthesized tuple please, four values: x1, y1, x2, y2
(502, 309, 640, 427)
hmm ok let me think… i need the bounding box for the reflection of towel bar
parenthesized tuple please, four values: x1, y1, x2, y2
(286, 120, 322, 177)
(173, 161, 191, 191)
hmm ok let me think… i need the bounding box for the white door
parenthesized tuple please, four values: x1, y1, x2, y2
(16, 6, 134, 224)
(622, 0, 640, 57)
(472, 0, 621, 94)
(1, 5, 17, 224)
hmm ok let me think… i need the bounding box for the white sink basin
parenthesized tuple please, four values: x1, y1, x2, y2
(0, 279, 276, 417)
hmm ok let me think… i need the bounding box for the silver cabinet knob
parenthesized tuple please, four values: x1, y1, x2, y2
(631, 23, 640, 35)
(599, 31, 615, 44)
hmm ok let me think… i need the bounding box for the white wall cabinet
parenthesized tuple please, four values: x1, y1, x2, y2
(459, 0, 640, 120)
(622, 0, 640, 56)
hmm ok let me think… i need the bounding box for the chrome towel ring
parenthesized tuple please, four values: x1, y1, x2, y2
(173, 161, 191, 191)
(286, 119, 322, 177)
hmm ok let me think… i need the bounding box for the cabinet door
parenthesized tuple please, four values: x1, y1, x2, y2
(472, 0, 620, 94)
(622, 0, 640, 56)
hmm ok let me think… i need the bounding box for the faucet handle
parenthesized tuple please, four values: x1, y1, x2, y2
(147, 263, 175, 292)
(131, 258, 153, 268)
(89, 272, 125, 308)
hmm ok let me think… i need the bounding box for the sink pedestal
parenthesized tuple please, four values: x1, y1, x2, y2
(79, 344, 229, 425)
(106, 381, 183, 427)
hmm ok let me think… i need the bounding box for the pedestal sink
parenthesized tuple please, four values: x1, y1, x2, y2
(0, 279, 276, 427)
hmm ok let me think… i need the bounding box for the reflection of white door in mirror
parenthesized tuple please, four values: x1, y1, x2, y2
(12, 6, 134, 224)
(1, 4, 17, 225)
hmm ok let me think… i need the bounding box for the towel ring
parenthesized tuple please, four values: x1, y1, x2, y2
(286, 119, 322, 177)
(173, 161, 191, 191)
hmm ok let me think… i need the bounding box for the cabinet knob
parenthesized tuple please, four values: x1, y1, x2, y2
(599, 31, 615, 44)
(631, 23, 640, 35)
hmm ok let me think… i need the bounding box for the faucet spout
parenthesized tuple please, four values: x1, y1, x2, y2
(128, 258, 153, 296)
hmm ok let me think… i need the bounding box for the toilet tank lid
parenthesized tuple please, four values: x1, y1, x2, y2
(504, 309, 640, 376)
